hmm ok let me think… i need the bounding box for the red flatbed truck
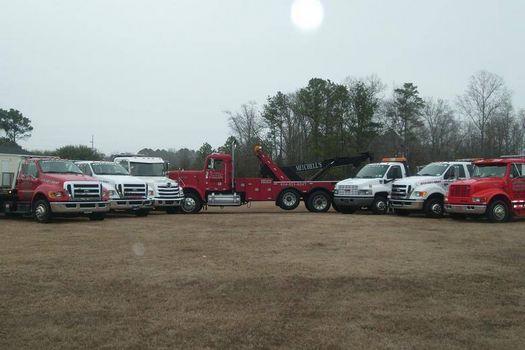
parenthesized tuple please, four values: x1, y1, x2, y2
(168, 144, 371, 213)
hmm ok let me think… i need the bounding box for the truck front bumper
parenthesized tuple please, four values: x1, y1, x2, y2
(50, 201, 109, 214)
(110, 199, 153, 211)
(389, 199, 424, 210)
(153, 198, 183, 207)
(333, 196, 374, 208)
(445, 204, 486, 215)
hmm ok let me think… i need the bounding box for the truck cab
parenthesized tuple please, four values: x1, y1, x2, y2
(389, 161, 472, 218)
(445, 157, 525, 222)
(113, 155, 183, 213)
(1, 155, 109, 223)
(75, 161, 152, 216)
(333, 158, 408, 214)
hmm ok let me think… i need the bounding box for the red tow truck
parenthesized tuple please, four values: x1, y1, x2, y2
(0, 154, 109, 223)
(168, 144, 371, 213)
(445, 156, 525, 222)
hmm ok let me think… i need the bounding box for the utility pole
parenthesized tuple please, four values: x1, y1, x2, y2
(90, 135, 94, 151)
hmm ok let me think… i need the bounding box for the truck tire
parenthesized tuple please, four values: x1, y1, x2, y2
(371, 196, 388, 215)
(181, 193, 202, 214)
(278, 189, 300, 210)
(88, 213, 106, 221)
(424, 197, 444, 218)
(306, 191, 331, 213)
(333, 202, 357, 214)
(33, 199, 52, 223)
(487, 199, 510, 223)
(394, 209, 409, 216)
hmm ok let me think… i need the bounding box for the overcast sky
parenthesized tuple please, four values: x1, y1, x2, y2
(1, 0, 524, 154)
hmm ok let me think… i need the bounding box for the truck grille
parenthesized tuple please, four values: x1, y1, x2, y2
(122, 184, 146, 198)
(337, 185, 358, 196)
(158, 184, 181, 199)
(449, 185, 470, 197)
(391, 184, 411, 199)
(66, 182, 101, 200)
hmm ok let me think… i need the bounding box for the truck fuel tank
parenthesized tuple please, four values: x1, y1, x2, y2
(207, 193, 241, 206)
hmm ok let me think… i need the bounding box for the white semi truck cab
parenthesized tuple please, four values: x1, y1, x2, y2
(113, 155, 183, 214)
(333, 158, 408, 214)
(75, 161, 152, 216)
(389, 161, 472, 218)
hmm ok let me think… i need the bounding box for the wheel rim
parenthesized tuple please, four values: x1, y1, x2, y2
(376, 200, 387, 212)
(431, 203, 442, 215)
(313, 195, 328, 211)
(183, 197, 196, 212)
(35, 204, 47, 220)
(493, 204, 507, 221)
(283, 193, 297, 207)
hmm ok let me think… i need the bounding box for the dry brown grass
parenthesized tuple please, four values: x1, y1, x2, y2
(1, 203, 524, 349)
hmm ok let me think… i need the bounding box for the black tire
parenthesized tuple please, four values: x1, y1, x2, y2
(424, 197, 444, 218)
(134, 209, 149, 217)
(333, 202, 357, 214)
(278, 189, 301, 211)
(306, 191, 331, 213)
(33, 199, 52, 223)
(394, 209, 410, 216)
(449, 213, 466, 220)
(181, 192, 203, 214)
(88, 212, 106, 221)
(371, 196, 388, 215)
(486, 199, 511, 223)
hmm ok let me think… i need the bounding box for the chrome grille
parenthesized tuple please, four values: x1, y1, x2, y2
(67, 182, 101, 200)
(157, 184, 181, 199)
(337, 185, 358, 196)
(391, 184, 411, 199)
(122, 184, 146, 198)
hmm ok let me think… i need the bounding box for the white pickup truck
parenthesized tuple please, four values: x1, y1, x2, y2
(113, 155, 183, 214)
(75, 161, 152, 216)
(333, 158, 408, 214)
(389, 161, 472, 218)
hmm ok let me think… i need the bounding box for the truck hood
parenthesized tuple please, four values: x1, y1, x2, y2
(337, 178, 382, 187)
(454, 177, 505, 193)
(393, 176, 441, 187)
(42, 173, 98, 183)
(168, 170, 202, 185)
(133, 176, 179, 187)
(95, 174, 146, 185)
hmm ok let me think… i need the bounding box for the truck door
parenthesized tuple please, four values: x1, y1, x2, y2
(205, 158, 226, 191)
(443, 165, 463, 189)
(510, 163, 525, 202)
(18, 161, 40, 202)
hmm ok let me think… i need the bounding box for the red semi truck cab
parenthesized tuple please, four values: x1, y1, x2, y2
(1, 154, 109, 223)
(169, 145, 371, 214)
(445, 157, 525, 222)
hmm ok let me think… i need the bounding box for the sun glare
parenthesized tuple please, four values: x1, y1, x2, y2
(291, 0, 324, 31)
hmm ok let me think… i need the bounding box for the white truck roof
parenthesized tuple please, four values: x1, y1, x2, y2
(114, 156, 165, 163)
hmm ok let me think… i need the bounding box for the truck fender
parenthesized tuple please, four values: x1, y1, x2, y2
(476, 190, 512, 206)
(183, 187, 204, 202)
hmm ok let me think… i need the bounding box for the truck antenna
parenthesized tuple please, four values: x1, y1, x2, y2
(90, 135, 95, 151)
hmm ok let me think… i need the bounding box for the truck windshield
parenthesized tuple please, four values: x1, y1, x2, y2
(39, 160, 83, 174)
(472, 164, 507, 178)
(129, 162, 165, 176)
(417, 163, 449, 176)
(355, 164, 389, 178)
(92, 163, 129, 175)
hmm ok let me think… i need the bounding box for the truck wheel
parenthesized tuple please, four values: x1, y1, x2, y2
(487, 200, 510, 223)
(88, 213, 106, 221)
(424, 198, 444, 218)
(333, 203, 357, 214)
(278, 189, 300, 210)
(134, 209, 149, 217)
(371, 196, 388, 215)
(181, 193, 202, 214)
(394, 209, 409, 216)
(306, 191, 331, 213)
(33, 199, 52, 223)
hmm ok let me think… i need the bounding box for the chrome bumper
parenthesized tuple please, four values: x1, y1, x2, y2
(109, 199, 153, 211)
(333, 196, 374, 208)
(153, 198, 183, 207)
(50, 201, 109, 214)
(445, 204, 486, 215)
(389, 198, 424, 210)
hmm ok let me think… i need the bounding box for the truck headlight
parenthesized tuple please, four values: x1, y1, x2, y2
(48, 191, 64, 199)
(358, 189, 372, 196)
(472, 197, 486, 203)
(414, 191, 428, 198)
(334, 189, 339, 195)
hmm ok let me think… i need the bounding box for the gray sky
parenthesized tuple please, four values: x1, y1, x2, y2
(1, 0, 524, 154)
